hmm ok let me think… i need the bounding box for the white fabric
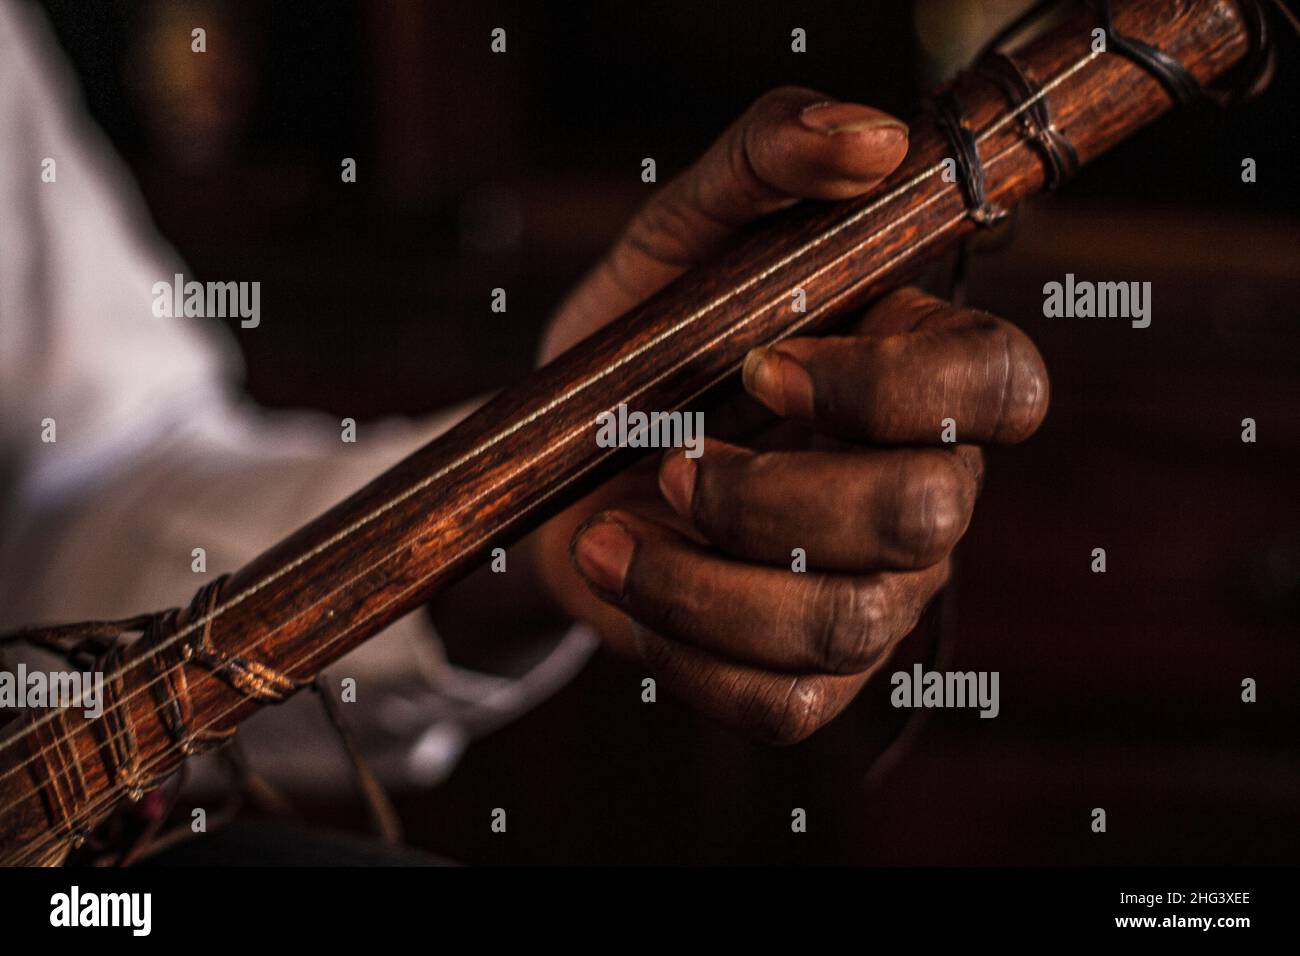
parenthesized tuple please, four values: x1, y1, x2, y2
(0, 0, 594, 793)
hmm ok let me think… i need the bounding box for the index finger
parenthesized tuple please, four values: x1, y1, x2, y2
(741, 288, 1050, 445)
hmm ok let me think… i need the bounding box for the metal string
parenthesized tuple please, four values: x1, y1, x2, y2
(0, 49, 1103, 839)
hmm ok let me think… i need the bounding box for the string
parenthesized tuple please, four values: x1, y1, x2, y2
(0, 165, 943, 754)
(20, 0, 1288, 855)
(0, 49, 1101, 842)
(0, 201, 977, 868)
(0, 48, 1100, 819)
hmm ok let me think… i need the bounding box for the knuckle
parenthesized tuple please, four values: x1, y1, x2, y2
(635, 627, 674, 671)
(849, 338, 900, 441)
(957, 445, 986, 493)
(888, 285, 940, 314)
(624, 190, 700, 268)
(695, 447, 760, 543)
(809, 577, 892, 674)
(866, 286, 949, 332)
(893, 458, 970, 567)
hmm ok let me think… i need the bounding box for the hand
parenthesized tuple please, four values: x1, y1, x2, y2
(531, 88, 1049, 743)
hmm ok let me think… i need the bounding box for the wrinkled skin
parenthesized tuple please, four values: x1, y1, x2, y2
(529, 88, 1049, 744)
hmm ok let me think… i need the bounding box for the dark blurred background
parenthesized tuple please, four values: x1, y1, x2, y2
(34, 0, 1300, 863)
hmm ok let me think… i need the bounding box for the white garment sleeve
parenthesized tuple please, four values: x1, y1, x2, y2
(0, 0, 594, 794)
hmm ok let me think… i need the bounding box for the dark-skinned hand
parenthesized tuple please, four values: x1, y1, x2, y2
(530, 88, 1049, 744)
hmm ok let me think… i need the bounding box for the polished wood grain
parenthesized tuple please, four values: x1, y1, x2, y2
(0, 0, 1257, 864)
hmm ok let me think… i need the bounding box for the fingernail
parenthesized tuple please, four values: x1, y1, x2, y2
(658, 452, 697, 517)
(571, 518, 635, 595)
(799, 102, 909, 139)
(741, 346, 814, 418)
